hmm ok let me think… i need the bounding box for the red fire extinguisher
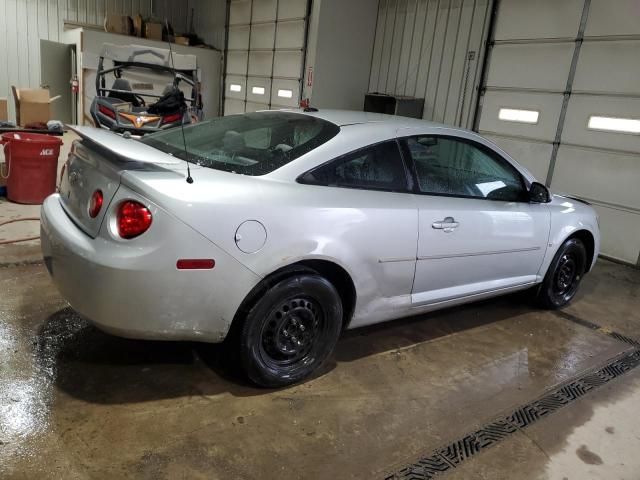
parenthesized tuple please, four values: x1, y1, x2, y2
(70, 75, 79, 94)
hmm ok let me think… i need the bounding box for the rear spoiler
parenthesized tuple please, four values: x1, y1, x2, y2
(68, 125, 181, 165)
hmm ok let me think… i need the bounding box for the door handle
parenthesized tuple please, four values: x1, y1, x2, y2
(432, 216, 459, 232)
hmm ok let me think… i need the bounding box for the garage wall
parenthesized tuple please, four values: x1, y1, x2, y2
(368, 0, 493, 128)
(302, 0, 378, 111)
(153, 0, 227, 50)
(476, 0, 640, 265)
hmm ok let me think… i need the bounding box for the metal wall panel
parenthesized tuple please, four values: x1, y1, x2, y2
(250, 23, 276, 48)
(278, 0, 307, 19)
(248, 51, 274, 76)
(478, 91, 563, 142)
(252, 0, 277, 22)
(493, 0, 583, 40)
(229, 0, 252, 24)
(245, 101, 268, 112)
(561, 95, 640, 153)
(246, 77, 272, 103)
(273, 51, 304, 78)
(572, 41, 640, 95)
(224, 97, 245, 114)
(223, 0, 310, 114)
(482, 134, 553, 182)
(592, 205, 640, 263)
(585, 0, 640, 36)
(477, 0, 640, 264)
(275, 19, 306, 49)
(271, 78, 300, 108)
(227, 51, 249, 75)
(551, 146, 640, 210)
(486, 43, 574, 91)
(228, 25, 250, 49)
(368, 0, 493, 128)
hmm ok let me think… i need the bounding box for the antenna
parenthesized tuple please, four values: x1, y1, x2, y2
(165, 20, 194, 184)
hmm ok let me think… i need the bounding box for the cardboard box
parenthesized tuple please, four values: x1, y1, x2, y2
(105, 14, 133, 35)
(0, 98, 7, 122)
(12, 88, 60, 127)
(133, 14, 144, 37)
(144, 23, 163, 41)
(174, 36, 190, 46)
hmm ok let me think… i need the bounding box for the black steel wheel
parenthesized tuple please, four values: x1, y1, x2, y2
(537, 238, 587, 309)
(239, 274, 342, 387)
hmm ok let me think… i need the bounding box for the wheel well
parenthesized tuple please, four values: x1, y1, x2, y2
(295, 260, 357, 327)
(230, 260, 357, 337)
(568, 229, 595, 269)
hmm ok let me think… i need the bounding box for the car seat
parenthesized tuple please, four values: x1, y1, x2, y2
(108, 79, 141, 107)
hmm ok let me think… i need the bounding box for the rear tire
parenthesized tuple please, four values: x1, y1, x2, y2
(239, 274, 342, 387)
(537, 238, 587, 309)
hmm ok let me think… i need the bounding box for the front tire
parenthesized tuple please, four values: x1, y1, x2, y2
(537, 238, 587, 309)
(239, 274, 343, 387)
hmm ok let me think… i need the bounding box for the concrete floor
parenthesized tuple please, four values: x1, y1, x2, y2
(0, 259, 638, 479)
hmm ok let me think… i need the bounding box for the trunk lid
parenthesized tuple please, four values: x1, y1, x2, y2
(59, 126, 184, 238)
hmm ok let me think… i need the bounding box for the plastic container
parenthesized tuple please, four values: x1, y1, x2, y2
(1, 132, 62, 204)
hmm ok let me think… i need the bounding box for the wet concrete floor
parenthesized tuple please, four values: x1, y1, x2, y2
(0, 259, 638, 479)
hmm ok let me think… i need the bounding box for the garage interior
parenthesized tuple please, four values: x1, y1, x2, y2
(0, 0, 639, 479)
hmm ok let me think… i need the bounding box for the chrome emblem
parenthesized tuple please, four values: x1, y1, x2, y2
(119, 112, 160, 128)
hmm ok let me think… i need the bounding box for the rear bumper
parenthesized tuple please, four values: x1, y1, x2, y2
(41, 193, 260, 342)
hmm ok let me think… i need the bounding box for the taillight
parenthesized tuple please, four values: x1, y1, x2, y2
(88, 189, 103, 218)
(117, 200, 152, 239)
(161, 112, 183, 125)
(98, 104, 116, 119)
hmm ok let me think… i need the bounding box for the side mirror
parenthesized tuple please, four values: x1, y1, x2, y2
(529, 182, 551, 203)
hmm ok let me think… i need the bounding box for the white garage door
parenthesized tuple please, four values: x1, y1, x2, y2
(476, 0, 640, 265)
(224, 0, 309, 114)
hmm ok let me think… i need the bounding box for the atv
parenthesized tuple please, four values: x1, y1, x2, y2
(90, 43, 203, 136)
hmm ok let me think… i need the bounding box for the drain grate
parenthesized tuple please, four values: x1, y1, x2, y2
(385, 348, 640, 480)
(552, 310, 640, 348)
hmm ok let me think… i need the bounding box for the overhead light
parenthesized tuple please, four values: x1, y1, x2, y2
(229, 84, 242, 92)
(587, 115, 640, 134)
(498, 108, 539, 124)
(277, 89, 293, 99)
(252, 86, 265, 95)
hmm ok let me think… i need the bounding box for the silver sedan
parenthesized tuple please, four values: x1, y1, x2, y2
(41, 110, 600, 386)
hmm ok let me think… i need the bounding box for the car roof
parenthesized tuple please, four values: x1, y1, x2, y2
(261, 108, 455, 130)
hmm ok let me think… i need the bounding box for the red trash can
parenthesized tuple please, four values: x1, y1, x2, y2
(1, 132, 63, 204)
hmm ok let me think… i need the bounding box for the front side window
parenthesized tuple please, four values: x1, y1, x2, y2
(402, 136, 527, 202)
(300, 141, 408, 192)
(141, 111, 340, 175)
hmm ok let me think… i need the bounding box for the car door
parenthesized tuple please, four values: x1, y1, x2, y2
(298, 139, 418, 327)
(398, 132, 550, 306)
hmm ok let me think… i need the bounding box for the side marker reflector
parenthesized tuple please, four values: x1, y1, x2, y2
(176, 259, 216, 270)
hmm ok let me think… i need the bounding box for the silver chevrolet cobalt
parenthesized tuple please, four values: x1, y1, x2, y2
(41, 110, 600, 386)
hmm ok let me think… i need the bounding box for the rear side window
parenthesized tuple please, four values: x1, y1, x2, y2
(299, 141, 409, 192)
(141, 111, 340, 175)
(402, 136, 527, 202)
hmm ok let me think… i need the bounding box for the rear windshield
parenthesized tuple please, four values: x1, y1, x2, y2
(141, 111, 340, 175)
